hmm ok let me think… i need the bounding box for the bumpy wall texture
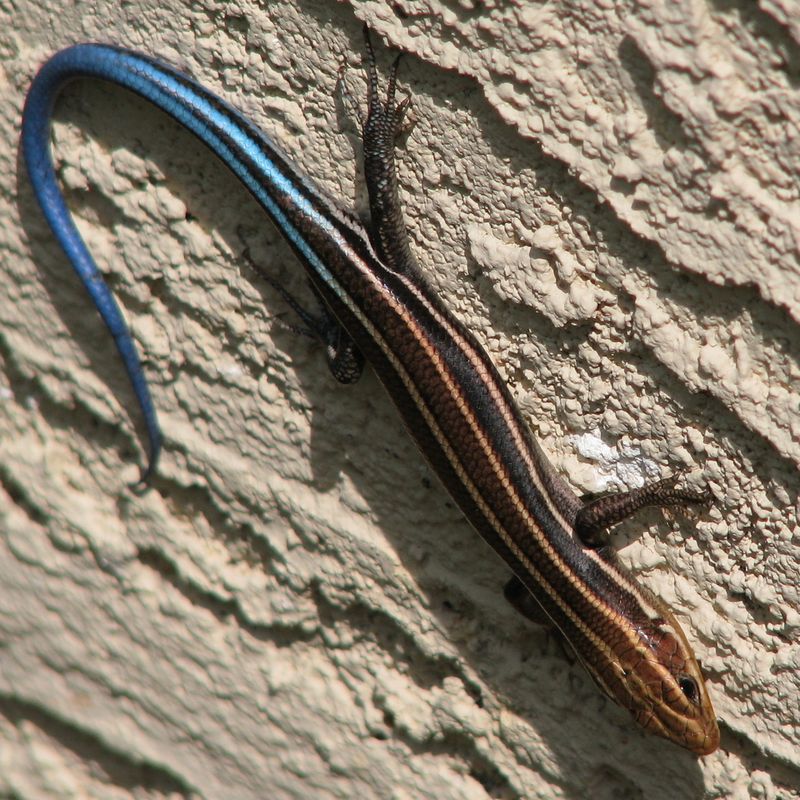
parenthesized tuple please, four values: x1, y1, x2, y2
(1, 1, 798, 798)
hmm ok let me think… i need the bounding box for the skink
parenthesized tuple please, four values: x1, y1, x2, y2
(21, 30, 719, 754)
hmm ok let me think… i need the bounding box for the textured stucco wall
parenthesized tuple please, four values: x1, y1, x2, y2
(1, 0, 798, 798)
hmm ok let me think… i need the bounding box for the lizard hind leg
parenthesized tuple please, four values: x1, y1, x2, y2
(240, 244, 364, 385)
(359, 26, 419, 278)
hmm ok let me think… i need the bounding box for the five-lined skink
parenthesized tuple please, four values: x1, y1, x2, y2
(20, 30, 719, 753)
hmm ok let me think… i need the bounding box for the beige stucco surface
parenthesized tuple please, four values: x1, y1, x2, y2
(1, 0, 798, 797)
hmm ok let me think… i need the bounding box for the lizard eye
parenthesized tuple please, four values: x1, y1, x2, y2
(678, 675, 699, 704)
